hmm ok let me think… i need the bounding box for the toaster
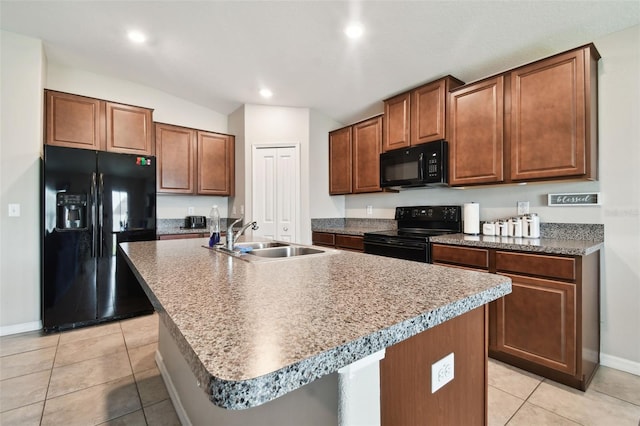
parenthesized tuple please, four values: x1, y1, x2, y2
(184, 216, 206, 229)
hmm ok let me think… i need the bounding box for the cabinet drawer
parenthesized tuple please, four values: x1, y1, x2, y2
(431, 244, 489, 269)
(496, 251, 576, 281)
(312, 232, 335, 246)
(336, 235, 364, 251)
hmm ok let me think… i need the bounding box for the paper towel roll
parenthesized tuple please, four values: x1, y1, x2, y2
(463, 202, 480, 235)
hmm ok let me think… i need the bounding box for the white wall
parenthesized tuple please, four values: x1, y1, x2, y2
(0, 31, 45, 333)
(309, 109, 345, 218)
(46, 63, 231, 219)
(344, 25, 640, 371)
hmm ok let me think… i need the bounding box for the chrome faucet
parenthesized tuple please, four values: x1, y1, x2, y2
(226, 217, 259, 250)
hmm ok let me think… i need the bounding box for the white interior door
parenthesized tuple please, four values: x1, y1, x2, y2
(252, 145, 299, 242)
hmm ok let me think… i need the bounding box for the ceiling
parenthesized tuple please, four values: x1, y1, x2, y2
(1, 1, 638, 124)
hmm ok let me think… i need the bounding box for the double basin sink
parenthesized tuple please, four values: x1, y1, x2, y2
(216, 241, 328, 262)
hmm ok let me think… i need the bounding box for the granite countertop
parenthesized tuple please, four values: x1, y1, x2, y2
(430, 233, 603, 256)
(120, 238, 511, 410)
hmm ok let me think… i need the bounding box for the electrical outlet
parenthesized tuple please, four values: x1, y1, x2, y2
(517, 201, 530, 215)
(431, 352, 454, 393)
(8, 203, 20, 217)
(240, 205, 244, 215)
(187, 206, 195, 215)
(366, 205, 373, 215)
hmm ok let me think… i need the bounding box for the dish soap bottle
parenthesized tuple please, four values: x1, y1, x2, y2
(208, 205, 220, 247)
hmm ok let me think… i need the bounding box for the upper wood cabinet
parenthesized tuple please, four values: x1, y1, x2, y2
(448, 44, 600, 187)
(329, 115, 382, 195)
(352, 116, 382, 193)
(155, 123, 234, 196)
(510, 45, 599, 181)
(383, 76, 464, 152)
(448, 76, 505, 186)
(197, 131, 235, 196)
(45, 90, 154, 156)
(45, 91, 104, 150)
(329, 126, 352, 194)
(155, 123, 196, 193)
(105, 102, 153, 155)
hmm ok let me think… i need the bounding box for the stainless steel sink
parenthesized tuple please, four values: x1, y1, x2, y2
(250, 246, 325, 258)
(234, 241, 289, 250)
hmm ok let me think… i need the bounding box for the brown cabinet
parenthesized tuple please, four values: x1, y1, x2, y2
(448, 44, 599, 187)
(432, 243, 600, 390)
(311, 231, 364, 252)
(329, 115, 382, 195)
(155, 123, 196, 193)
(448, 76, 505, 186)
(383, 76, 464, 152)
(510, 46, 599, 181)
(155, 123, 234, 196)
(197, 131, 235, 196)
(158, 232, 207, 240)
(105, 102, 153, 155)
(45, 90, 154, 155)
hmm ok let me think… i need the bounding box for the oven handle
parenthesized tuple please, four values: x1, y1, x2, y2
(364, 240, 427, 250)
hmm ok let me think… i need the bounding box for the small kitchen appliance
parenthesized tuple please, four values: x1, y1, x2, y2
(184, 215, 207, 229)
(380, 140, 448, 188)
(363, 205, 462, 263)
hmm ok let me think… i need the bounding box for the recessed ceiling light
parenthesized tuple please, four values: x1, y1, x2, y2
(260, 88, 273, 99)
(127, 30, 147, 44)
(344, 23, 364, 39)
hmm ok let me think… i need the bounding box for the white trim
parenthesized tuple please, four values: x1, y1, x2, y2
(0, 320, 42, 336)
(600, 353, 640, 376)
(155, 350, 193, 426)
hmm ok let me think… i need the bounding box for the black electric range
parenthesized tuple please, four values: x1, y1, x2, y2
(363, 205, 462, 263)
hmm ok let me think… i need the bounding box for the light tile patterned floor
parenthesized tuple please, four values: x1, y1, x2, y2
(1, 313, 639, 425)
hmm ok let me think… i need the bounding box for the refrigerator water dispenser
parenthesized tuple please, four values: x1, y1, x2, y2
(56, 193, 87, 230)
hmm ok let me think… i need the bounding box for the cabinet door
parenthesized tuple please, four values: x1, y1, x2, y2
(105, 102, 153, 155)
(352, 116, 382, 193)
(449, 76, 504, 186)
(329, 127, 352, 194)
(411, 80, 446, 145)
(155, 123, 196, 194)
(383, 92, 411, 152)
(45, 90, 104, 150)
(197, 132, 234, 196)
(495, 273, 576, 375)
(511, 48, 590, 180)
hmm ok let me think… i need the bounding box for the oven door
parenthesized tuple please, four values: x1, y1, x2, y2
(363, 237, 429, 263)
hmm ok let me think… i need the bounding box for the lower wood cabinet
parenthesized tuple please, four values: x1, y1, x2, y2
(381, 306, 488, 425)
(432, 243, 600, 390)
(158, 232, 208, 240)
(311, 231, 364, 252)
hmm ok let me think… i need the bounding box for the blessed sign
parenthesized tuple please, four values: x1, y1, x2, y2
(548, 192, 601, 206)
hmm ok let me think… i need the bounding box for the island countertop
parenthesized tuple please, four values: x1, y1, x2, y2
(120, 238, 511, 409)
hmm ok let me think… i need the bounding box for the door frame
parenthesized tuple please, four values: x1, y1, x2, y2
(251, 143, 301, 243)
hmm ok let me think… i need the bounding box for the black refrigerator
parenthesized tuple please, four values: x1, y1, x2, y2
(42, 145, 155, 331)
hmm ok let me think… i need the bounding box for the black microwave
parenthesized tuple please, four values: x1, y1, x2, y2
(380, 140, 448, 188)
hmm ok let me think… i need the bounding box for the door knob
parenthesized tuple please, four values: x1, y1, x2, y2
(283, 227, 288, 231)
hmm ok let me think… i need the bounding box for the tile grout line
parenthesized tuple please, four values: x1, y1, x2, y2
(120, 319, 150, 426)
(39, 333, 61, 426)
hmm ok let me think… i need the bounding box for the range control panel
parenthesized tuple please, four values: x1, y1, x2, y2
(395, 205, 461, 222)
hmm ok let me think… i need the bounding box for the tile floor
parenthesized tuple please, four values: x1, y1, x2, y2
(1, 313, 639, 425)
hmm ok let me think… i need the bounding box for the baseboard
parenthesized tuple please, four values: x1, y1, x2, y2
(155, 350, 193, 426)
(0, 320, 42, 337)
(600, 353, 640, 376)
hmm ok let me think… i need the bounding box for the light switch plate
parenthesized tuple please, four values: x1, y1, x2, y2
(431, 352, 454, 393)
(8, 203, 20, 217)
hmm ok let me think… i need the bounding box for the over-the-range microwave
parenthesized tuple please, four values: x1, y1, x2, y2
(380, 140, 448, 188)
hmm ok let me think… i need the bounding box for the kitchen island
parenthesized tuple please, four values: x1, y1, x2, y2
(120, 238, 511, 425)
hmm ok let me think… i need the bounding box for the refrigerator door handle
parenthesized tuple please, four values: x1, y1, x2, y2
(91, 172, 97, 257)
(98, 173, 104, 257)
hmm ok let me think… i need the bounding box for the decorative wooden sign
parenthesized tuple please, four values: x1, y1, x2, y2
(548, 192, 601, 206)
